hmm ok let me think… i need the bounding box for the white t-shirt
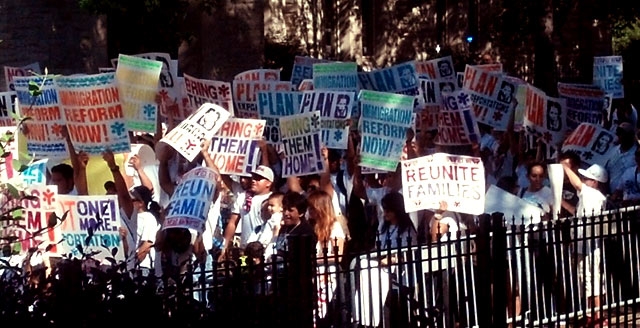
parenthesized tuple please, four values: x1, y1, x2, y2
(247, 212, 282, 248)
(238, 192, 271, 248)
(618, 166, 640, 201)
(606, 143, 638, 190)
(519, 186, 554, 214)
(135, 211, 160, 269)
(316, 220, 345, 256)
(330, 170, 353, 217)
(576, 185, 607, 217)
(429, 213, 459, 242)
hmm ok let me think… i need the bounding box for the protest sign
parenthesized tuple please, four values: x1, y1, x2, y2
(548, 163, 564, 221)
(300, 90, 354, 149)
(557, 82, 605, 130)
(562, 122, 615, 166)
(434, 90, 481, 145)
(401, 152, 485, 215)
(134, 52, 178, 93)
(56, 194, 124, 261)
(20, 158, 48, 186)
(161, 103, 231, 162)
(164, 166, 217, 233)
(358, 90, 414, 171)
(114, 54, 162, 133)
(0, 91, 17, 126)
(313, 62, 359, 91)
(523, 84, 567, 147)
(56, 72, 131, 155)
(4, 62, 41, 91)
(98, 67, 116, 73)
(415, 56, 456, 80)
(159, 76, 192, 121)
(14, 76, 68, 159)
(0, 185, 60, 255)
(124, 144, 157, 177)
(257, 91, 302, 143)
(183, 73, 234, 115)
(280, 111, 325, 177)
(484, 184, 544, 225)
(234, 69, 280, 81)
(299, 79, 314, 91)
(210, 118, 265, 175)
(291, 56, 330, 88)
(232, 80, 292, 118)
(462, 65, 514, 130)
(593, 56, 623, 99)
(358, 61, 420, 98)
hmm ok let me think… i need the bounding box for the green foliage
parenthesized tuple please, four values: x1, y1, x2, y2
(613, 18, 640, 54)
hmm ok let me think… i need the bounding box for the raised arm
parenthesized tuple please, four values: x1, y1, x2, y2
(103, 149, 133, 218)
(561, 159, 583, 192)
(62, 126, 88, 195)
(128, 154, 155, 193)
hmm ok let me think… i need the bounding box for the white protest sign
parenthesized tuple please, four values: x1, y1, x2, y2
(164, 166, 217, 233)
(434, 90, 481, 145)
(548, 164, 564, 221)
(4, 62, 41, 91)
(0, 91, 16, 126)
(300, 90, 354, 149)
(557, 82, 605, 130)
(415, 56, 456, 80)
(484, 184, 544, 226)
(280, 111, 325, 177)
(161, 103, 231, 162)
(401, 152, 485, 215)
(523, 84, 567, 147)
(210, 118, 265, 176)
(462, 65, 514, 130)
(183, 73, 234, 115)
(593, 56, 623, 99)
(232, 80, 292, 118)
(561, 122, 615, 166)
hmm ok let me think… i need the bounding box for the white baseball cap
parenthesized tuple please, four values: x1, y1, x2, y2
(578, 164, 608, 183)
(251, 165, 274, 182)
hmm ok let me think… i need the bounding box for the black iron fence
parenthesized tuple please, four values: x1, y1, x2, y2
(160, 207, 640, 327)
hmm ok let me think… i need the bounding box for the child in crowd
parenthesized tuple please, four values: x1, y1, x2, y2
(246, 192, 284, 259)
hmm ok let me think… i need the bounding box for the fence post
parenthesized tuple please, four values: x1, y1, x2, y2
(491, 212, 507, 328)
(476, 213, 493, 327)
(287, 234, 315, 327)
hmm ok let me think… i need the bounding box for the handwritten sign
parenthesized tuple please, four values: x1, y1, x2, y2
(0, 91, 17, 126)
(4, 62, 41, 91)
(358, 61, 420, 98)
(14, 76, 67, 158)
(232, 80, 292, 118)
(164, 167, 217, 233)
(161, 103, 230, 162)
(463, 65, 514, 130)
(561, 122, 615, 166)
(300, 90, 354, 149)
(257, 91, 302, 143)
(557, 82, 605, 130)
(114, 54, 162, 133)
(210, 118, 265, 175)
(523, 84, 567, 147)
(593, 56, 623, 99)
(280, 111, 325, 177)
(358, 90, 414, 171)
(401, 152, 485, 215)
(56, 194, 124, 261)
(183, 73, 234, 115)
(434, 90, 481, 146)
(291, 56, 330, 88)
(56, 73, 131, 155)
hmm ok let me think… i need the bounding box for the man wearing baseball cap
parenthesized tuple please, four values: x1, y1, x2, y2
(221, 165, 274, 252)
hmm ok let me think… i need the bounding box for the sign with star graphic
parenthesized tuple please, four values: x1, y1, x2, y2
(114, 54, 163, 133)
(19, 158, 48, 186)
(279, 111, 325, 177)
(55, 72, 131, 155)
(358, 90, 414, 171)
(401, 152, 485, 215)
(299, 90, 353, 149)
(523, 84, 567, 147)
(0, 185, 60, 255)
(183, 73, 234, 116)
(161, 103, 231, 162)
(462, 64, 515, 131)
(14, 76, 68, 159)
(561, 122, 615, 166)
(434, 90, 481, 146)
(209, 117, 266, 176)
(257, 90, 303, 144)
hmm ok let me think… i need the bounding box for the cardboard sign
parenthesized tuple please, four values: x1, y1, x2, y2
(593, 56, 623, 99)
(164, 166, 217, 233)
(401, 152, 485, 215)
(161, 103, 231, 162)
(300, 90, 354, 149)
(56, 194, 124, 261)
(114, 54, 163, 133)
(210, 118, 265, 176)
(562, 122, 615, 166)
(14, 76, 68, 159)
(358, 90, 414, 171)
(56, 72, 131, 155)
(280, 111, 325, 177)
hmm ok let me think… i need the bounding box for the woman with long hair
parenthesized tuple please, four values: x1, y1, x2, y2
(306, 190, 345, 257)
(379, 192, 417, 249)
